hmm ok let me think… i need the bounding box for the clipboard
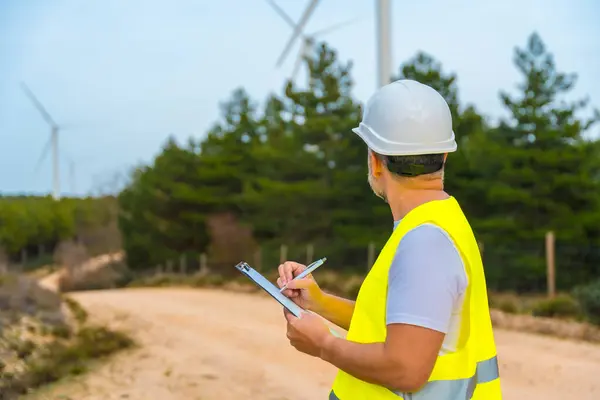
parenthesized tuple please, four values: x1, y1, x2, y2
(235, 261, 304, 317)
(234, 261, 342, 338)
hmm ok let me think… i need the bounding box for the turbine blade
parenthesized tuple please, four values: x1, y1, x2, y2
(34, 134, 53, 175)
(266, 0, 296, 28)
(20, 82, 57, 128)
(275, 0, 320, 67)
(311, 15, 362, 37)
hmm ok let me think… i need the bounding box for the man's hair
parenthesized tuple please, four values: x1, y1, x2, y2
(373, 152, 446, 178)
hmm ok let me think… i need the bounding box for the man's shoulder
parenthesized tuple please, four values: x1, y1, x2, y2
(390, 222, 467, 286)
(399, 223, 456, 248)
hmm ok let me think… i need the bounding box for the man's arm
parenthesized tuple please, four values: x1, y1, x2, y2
(321, 324, 444, 392)
(311, 292, 355, 331)
(294, 224, 467, 392)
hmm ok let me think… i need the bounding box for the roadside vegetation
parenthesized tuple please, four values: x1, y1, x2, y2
(0, 273, 135, 400)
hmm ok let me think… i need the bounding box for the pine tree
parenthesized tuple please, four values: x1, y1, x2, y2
(482, 32, 600, 290)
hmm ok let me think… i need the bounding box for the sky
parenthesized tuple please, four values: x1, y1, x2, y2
(1, 0, 599, 197)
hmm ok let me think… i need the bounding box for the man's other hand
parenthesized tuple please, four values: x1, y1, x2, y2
(284, 309, 332, 358)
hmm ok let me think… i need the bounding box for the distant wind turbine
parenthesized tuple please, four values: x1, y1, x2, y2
(62, 149, 99, 196)
(21, 82, 62, 200)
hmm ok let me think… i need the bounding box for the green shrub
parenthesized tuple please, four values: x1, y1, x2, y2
(50, 324, 72, 339)
(63, 297, 89, 325)
(488, 293, 521, 314)
(3, 325, 135, 396)
(199, 274, 227, 287)
(573, 280, 600, 325)
(15, 340, 36, 359)
(76, 326, 135, 358)
(531, 295, 581, 318)
(499, 298, 520, 314)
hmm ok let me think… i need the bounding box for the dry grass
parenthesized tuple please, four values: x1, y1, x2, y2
(0, 272, 134, 399)
(490, 309, 600, 342)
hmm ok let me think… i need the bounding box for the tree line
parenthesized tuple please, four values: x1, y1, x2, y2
(0, 196, 120, 264)
(119, 32, 600, 292)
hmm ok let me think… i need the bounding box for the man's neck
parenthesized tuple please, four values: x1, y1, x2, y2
(387, 187, 449, 221)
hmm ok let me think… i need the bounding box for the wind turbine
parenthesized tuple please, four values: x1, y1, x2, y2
(268, 0, 361, 84)
(21, 82, 61, 200)
(270, 0, 392, 89)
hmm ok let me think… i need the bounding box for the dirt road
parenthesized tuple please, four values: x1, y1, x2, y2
(30, 288, 600, 400)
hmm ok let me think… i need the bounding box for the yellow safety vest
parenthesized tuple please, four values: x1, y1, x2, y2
(330, 196, 502, 399)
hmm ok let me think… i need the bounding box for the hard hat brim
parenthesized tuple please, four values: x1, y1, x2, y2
(352, 123, 458, 156)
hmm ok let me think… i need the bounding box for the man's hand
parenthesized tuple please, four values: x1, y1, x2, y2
(278, 260, 356, 330)
(277, 261, 324, 311)
(284, 309, 333, 358)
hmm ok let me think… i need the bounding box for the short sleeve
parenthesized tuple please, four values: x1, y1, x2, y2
(386, 224, 467, 333)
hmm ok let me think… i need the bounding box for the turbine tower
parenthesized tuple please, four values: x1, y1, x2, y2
(21, 82, 61, 200)
(376, 0, 392, 88)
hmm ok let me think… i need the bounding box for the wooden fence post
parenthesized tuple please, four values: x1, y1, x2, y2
(199, 253, 208, 274)
(179, 254, 187, 275)
(0, 245, 7, 274)
(166, 260, 173, 274)
(546, 231, 556, 298)
(367, 242, 375, 271)
(20, 249, 27, 270)
(280, 244, 288, 264)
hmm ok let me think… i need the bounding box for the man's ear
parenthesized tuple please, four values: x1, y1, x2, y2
(369, 151, 384, 177)
(443, 153, 448, 162)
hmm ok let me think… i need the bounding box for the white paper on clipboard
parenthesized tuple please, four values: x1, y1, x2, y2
(234, 261, 342, 337)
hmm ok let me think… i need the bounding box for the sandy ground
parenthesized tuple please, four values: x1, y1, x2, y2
(27, 287, 600, 400)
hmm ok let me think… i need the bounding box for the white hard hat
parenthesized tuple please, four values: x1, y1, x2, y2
(352, 79, 457, 156)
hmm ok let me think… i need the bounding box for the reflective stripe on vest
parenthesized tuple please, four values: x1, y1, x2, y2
(329, 355, 499, 400)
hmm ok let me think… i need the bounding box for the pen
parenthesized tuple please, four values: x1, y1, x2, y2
(279, 257, 327, 292)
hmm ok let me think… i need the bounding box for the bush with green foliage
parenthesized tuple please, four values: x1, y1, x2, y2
(573, 280, 600, 325)
(531, 295, 581, 319)
(494, 296, 521, 314)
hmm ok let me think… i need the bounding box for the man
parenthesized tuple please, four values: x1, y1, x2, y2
(277, 79, 502, 399)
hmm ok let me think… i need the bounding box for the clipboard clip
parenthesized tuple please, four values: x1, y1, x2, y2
(235, 261, 250, 272)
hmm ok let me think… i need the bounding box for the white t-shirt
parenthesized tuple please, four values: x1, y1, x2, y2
(387, 222, 468, 355)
